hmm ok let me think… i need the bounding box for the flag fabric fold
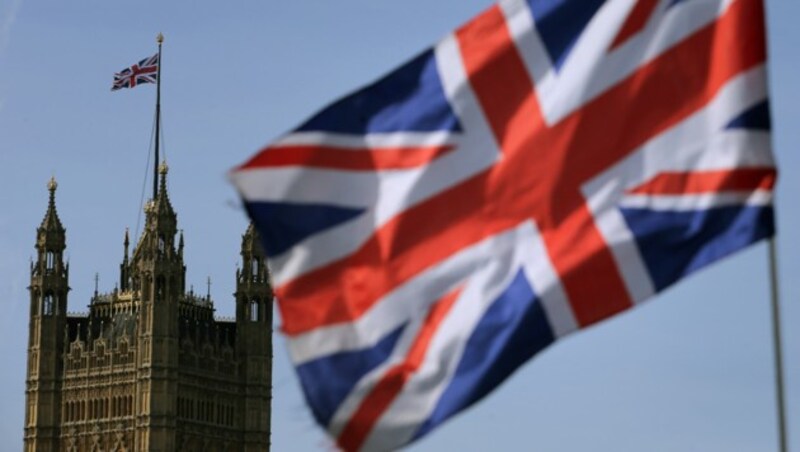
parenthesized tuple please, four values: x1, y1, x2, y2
(231, 0, 775, 450)
(111, 53, 159, 91)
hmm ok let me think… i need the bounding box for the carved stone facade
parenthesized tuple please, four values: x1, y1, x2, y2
(25, 168, 272, 451)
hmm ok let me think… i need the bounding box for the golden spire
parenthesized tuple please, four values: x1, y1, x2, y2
(157, 32, 164, 44)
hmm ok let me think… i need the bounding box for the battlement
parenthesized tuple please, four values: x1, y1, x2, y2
(65, 335, 136, 374)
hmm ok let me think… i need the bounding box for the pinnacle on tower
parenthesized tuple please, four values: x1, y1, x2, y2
(120, 228, 131, 292)
(34, 177, 67, 279)
(158, 160, 169, 192)
(236, 222, 272, 325)
(141, 160, 178, 245)
(239, 222, 268, 285)
(39, 177, 65, 240)
(153, 161, 176, 220)
(29, 177, 70, 318)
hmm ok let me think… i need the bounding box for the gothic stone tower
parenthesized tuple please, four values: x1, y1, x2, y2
(24, 167, 273, 451)
(25, 177, 69, 452)
(130, 163, 184, 449)
(235, 224, 273, 450)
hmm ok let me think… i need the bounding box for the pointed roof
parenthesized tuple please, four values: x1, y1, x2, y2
(141, 161, 178, 235)
(39, 176, 65, 234)
(121, 227, 131, 261)
(244, 222, 257, 240)
(154, 161, 176, 218)
(132, 161, 180, 262)
(241, 222, 265, 258)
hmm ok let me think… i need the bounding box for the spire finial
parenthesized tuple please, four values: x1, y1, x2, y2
(94, 273, 99, 297)
(157, 32, 164, 44)
(39, 176, 65, 234)
(47, 176, 58, 208)
(124, 228, 130, 247)
(206, 276, 211, 301)
(157, 161, 169, 199)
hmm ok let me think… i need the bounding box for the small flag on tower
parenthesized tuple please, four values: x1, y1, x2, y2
(111, 53, 159, 91)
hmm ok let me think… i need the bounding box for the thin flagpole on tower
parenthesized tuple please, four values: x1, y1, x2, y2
(153, 32, 164, 200)
(768, 237, 788, 452)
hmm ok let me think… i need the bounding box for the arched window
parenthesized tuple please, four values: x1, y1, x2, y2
(46, 251, 55, 271)
(42, 294, 54, 316)
(250, 299, 259, 322)
(158, 235, 166, 254)
(251, 258, 259, 279)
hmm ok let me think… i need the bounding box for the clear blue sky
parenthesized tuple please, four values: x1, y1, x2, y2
(0, 1, 797, 450)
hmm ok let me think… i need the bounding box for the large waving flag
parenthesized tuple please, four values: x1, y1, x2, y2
(231, 0, 775, 450)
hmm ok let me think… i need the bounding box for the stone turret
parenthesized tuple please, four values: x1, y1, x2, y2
(235, 223, 273, 451)
(131, 162, 184, 451)
(25, 177, 70, 452)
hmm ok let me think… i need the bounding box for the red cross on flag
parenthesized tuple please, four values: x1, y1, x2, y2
(111, 53, 159, 91)
(231, 0, 776, 450)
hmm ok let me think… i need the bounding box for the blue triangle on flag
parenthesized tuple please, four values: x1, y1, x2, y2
(527, 0, 605, 70)
(725, 100, 771, 131)
(246, 201, 365, 256)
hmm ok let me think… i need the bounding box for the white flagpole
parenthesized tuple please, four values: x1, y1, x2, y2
(768, 237, 788, 452)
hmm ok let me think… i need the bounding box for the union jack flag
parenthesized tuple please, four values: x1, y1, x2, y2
(111, 53, 159, 91)
(231, 0, 776, 450)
